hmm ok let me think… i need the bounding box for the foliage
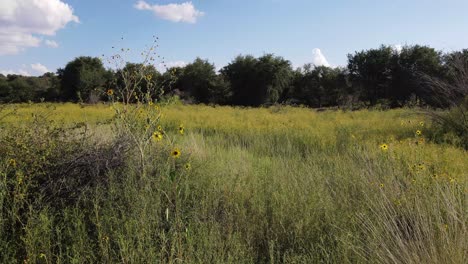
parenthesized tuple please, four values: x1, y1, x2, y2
(290, 64, 348, 107)
(422, 52, 468, 149)
(59, 56, 109, 102)
(347, 45, 396, 105)
(0, 44, 467, 110)
(221, 54, 293, 106)
(175, 58, 224, 103)
(0, 104, 466, 263)
(392, 45, 443, 105)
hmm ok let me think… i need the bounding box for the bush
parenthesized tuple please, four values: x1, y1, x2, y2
(422, 53, 468, 149)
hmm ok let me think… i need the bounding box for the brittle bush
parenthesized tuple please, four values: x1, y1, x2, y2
(0, 103, 466, 263)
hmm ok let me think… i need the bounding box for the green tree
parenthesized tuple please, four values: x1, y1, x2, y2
(113, 63, 161, 103)
(392, 45, 442, 105)
(178, 58, 230, 104)
(60, 56, 108, 102)
(221, 54, 292, 106)
(347, 45, 395, 105)
(290, 65, 347, 107)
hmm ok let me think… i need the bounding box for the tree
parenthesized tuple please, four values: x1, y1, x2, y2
(113, 63, 161, 103)
(60, 56, 108, 102)
(178, 58, 230, 104)
(392, 45, 442, 105)
(221, 54, 292, 106)
(289, 65, 348, 107)
(347, 45, 395, 105)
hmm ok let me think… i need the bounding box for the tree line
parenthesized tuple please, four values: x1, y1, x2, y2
(1, 44, 467, 108)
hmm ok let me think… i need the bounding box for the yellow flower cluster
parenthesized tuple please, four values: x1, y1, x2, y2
(179, 124, 184, 135)
(380, 143, 388, 151)
(152, 131, 163, 142)
(171, 148, 181, 158)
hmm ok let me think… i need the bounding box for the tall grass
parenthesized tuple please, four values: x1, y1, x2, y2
(0, 103, 466, 263)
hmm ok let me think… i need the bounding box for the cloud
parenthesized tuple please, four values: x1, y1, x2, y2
(157, 61, 187, 72)
(0, 69, 30, 76)
(311, 48, 330, 67)
(1, 63, 50, 76)
(31, 63, 50, 74)
(45, 40, 59, 48)
(0, 0, 79, 55)
(392, 44, 403, 53)
(134, 1, 204, 23)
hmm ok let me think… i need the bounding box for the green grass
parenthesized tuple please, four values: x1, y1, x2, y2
(0, 103, 466, 263)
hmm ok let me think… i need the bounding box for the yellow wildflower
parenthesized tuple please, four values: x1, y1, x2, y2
(417, 163, 425, 171)
(107, 89, 114, 96)
(171, 148, 181, 158)
(152, 131, 163, 142)
(416, 130, 422, 136)
(8, 158, 16, 167)
(185, 163, 191, 171)
(380, 144, 388, 151)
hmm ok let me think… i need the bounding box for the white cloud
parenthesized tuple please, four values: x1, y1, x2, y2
(45, 40, 59, 48)
(0, 0, 79, 55)
(31, 63, 50, 74)
(0, 69, 30, 76)
(1, 63, 50, 76)
(311, 48, 330, 67)
(134, 1, 204, 23)
(157, 61, 187, 72)
(392, 44, 403, 54)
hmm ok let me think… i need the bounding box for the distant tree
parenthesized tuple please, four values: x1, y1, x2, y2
(178, 58, 230, 104)
(221, 54, 292, 106)
(347, 45, 395, 105)
(113, 63, 161, 103)
(156, 66, 184, 98)
(0, 75, 11, 102)
(60, 56, 108, 102)
(392, 45, 443, 105)
(221, 55, 258, 106)
(289, 65, 347, 107)
(6, 76, 36, 102)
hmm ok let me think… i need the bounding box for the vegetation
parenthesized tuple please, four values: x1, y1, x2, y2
(1, 44, 467, 109)
(0, 41, 466, 263)
(0, 103, 466, 263)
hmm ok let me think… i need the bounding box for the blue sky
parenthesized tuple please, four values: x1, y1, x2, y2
(1, 0, 468, 76)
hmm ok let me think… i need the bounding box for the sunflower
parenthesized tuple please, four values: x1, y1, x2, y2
(157, 125, 163, 131)
(419, 121, 424, 127)
(148, 101, 154, 106)
(379, 183, 384, 188)
(184, 163, 191, 171)
(171, 148, 181, 158)
(416, 130, 422, 136)
(380, 144, 388, 151)
(8, 158, 16, 167)
(152, 131, 163, 142)
(107, 89, 114, 96)
(179, 126, 184, 135)
(417, 163, 425, 171)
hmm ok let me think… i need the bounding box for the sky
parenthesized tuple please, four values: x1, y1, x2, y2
(1, 0, 468, 76)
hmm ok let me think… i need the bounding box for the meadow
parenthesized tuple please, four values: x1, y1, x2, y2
(0, 103, 467, 263)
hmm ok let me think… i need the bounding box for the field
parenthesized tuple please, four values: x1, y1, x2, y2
(1, 103, 467, 263)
